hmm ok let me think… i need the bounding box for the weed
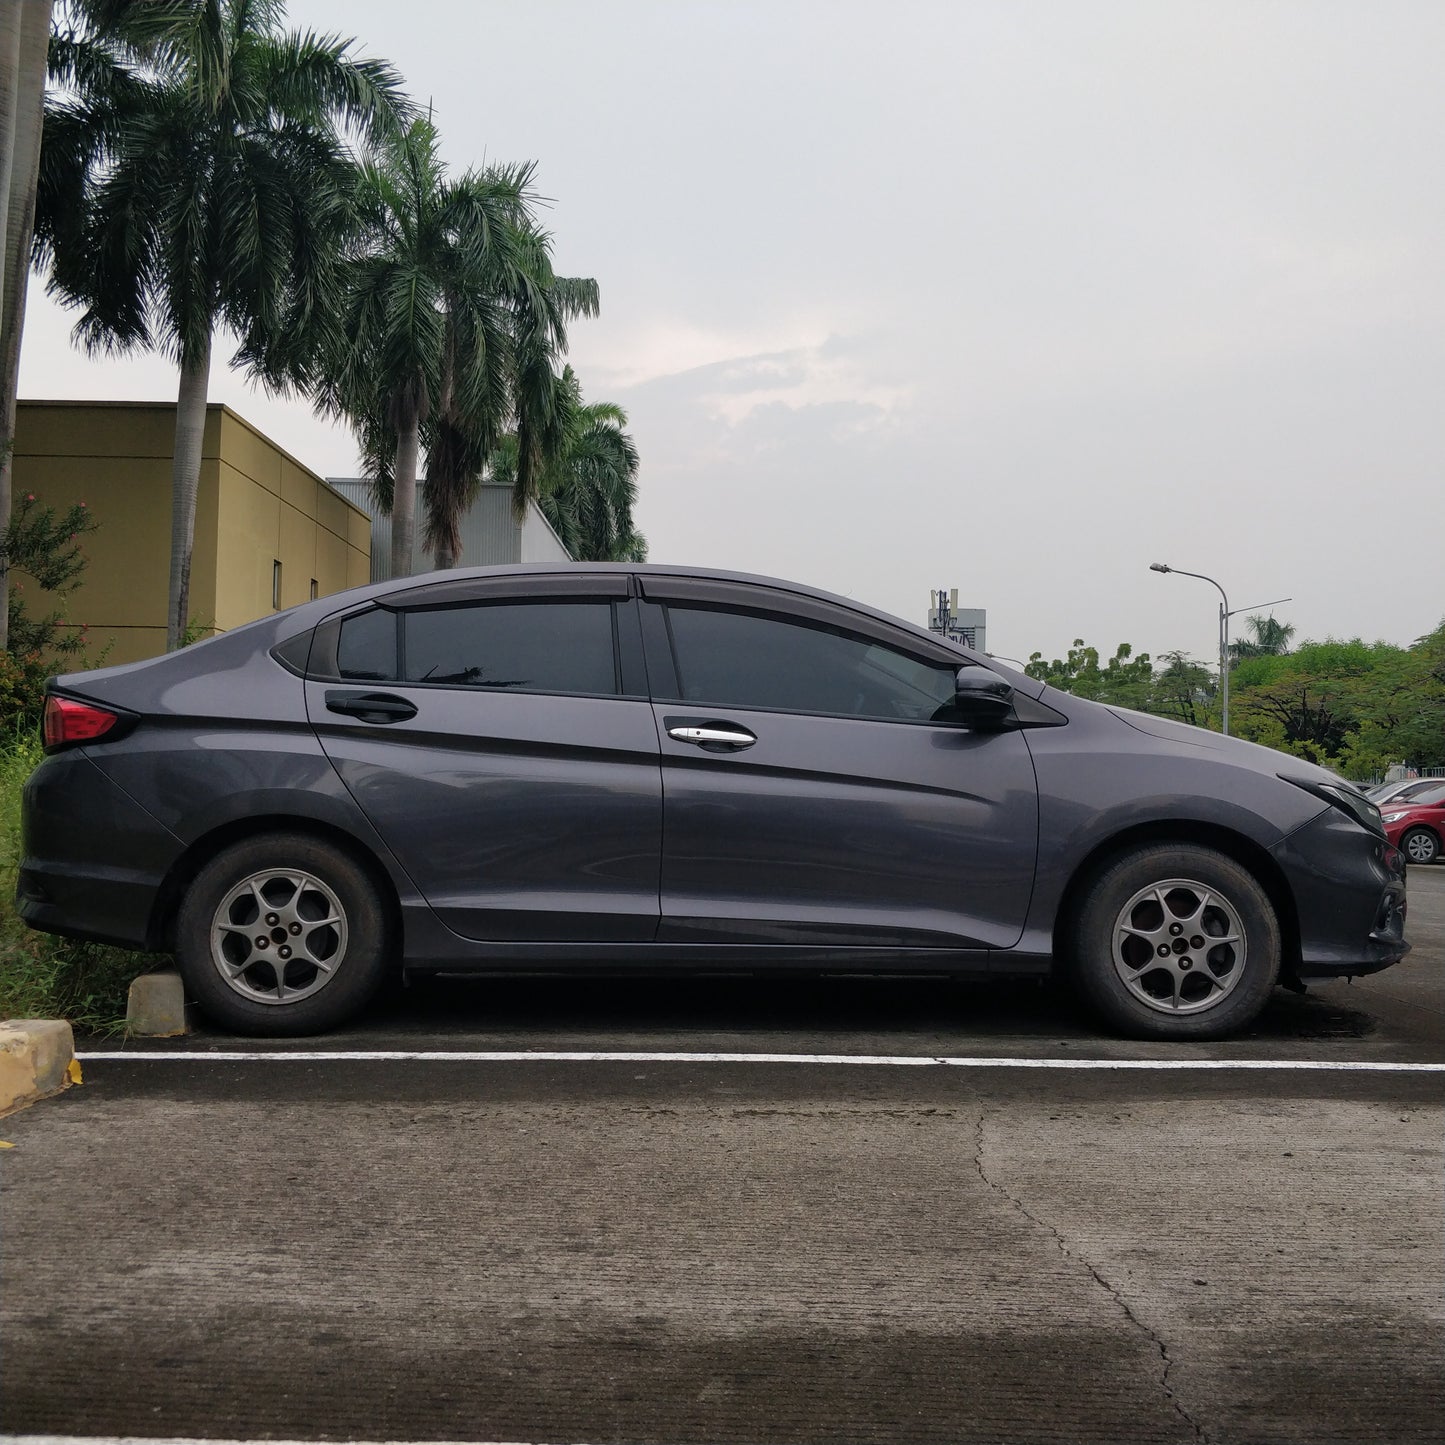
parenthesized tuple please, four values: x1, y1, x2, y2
(0, 727, 144, 1032)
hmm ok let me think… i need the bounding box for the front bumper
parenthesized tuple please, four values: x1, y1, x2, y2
(1271, 806, 1409, 981)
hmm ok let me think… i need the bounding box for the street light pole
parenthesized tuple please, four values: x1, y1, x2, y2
(1149, 564, 1293, 738)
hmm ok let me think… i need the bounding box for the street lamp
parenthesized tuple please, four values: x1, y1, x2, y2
(1149, 563, 1291, 736)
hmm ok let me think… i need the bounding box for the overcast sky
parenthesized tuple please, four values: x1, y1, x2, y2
(19, 0, 1445, 666)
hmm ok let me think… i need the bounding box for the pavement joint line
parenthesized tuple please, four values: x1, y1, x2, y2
(72, 1049, 1445, 1071)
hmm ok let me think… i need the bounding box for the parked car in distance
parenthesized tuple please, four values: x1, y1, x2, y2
(19, 565, 1409, 1040)
(1379, 783, 1445, 865)
(1367, 776, 1445, 808)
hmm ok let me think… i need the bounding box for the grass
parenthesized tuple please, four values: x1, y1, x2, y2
(0, 726, 148, 1033)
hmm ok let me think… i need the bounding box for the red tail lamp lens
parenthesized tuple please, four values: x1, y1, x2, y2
(44, 695, 119, 749)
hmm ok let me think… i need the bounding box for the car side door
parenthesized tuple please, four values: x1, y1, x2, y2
(303, 573, 662, 943)
(637, 577, 1039, 952)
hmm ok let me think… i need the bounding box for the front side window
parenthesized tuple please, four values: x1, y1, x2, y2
(402, 601, 618, 695)
(662, 605, 959, 722)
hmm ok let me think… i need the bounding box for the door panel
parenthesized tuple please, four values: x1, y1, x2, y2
(303, 587, 661, 944)
(637, 586, 1040, 950)
(308, 683, 662, 941)
(653, 704, 1037, 948)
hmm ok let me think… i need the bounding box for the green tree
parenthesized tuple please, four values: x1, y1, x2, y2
(320, 120, 596, 576)
(488, 367, 645, 562)
(1228, 613, 1295, 661)
(37, 0, 407, 647)
(2, 487, 98, 719)
(1147, 650, 1216, 726)
(1025, 639, 1153, 709)
(1230, 638, 1406, 766)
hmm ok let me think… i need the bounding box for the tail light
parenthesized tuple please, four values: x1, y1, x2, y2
(43, 695, 122, 751)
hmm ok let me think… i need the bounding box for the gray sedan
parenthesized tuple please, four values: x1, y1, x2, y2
(19, 565, 1408, 1039)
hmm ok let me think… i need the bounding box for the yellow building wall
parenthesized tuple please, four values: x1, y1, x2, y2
(12, 401, 370, 665)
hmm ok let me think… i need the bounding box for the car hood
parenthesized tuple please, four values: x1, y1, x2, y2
(1097, 702, 1349, 789)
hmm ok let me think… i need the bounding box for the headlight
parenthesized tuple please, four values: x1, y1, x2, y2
(1382, 811, 1408, 823)
(1280, 775, 1386, 837)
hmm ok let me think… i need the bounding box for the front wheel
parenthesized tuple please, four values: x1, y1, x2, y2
(1400, 827, 1440, 865)
(1070, 844, 1281, 1040)
(176, 832, 392, 1035)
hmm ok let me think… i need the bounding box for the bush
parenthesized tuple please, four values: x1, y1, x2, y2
(3, 491, 100, 727)
(0, 727, 143, 1031)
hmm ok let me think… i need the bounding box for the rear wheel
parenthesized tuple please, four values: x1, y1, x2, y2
(1400, 827, 1440, 865)
(176, 833, 391, 1035)
(1070, 844, 1281, 1040)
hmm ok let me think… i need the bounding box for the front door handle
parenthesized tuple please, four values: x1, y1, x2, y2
(666, 721, 757, 751)
(325, 690, 418, 724)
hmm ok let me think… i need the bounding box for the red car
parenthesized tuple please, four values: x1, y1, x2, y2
(1380, 782, 1445, 864)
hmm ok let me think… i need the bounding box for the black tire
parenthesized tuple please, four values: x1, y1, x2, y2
(176, 832, 392, 1036)
(1399, 827, 1440, 866)
(1069, 844, 1281, 1041)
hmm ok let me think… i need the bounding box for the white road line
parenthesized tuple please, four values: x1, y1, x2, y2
(73, 1049, 1445, 1071)
(3, 1438, 567, 1445)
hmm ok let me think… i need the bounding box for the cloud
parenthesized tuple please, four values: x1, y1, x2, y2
(592, 324, 912, 439)
(703, 342, 911, 429)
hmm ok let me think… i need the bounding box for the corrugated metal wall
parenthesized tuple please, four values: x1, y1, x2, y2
(326, 479, 571, 582)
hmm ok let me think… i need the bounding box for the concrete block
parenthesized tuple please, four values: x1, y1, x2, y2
(126, 970, 190, 1038)
(0, 1019, 77, 1117)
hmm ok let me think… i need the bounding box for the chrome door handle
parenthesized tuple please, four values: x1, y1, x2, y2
(666, 723, 757, 750)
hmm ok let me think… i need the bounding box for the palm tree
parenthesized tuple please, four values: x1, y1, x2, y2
(36, 0, 408, 648)
(322, 121, 599, 577)
(489, 368, 646, 563)
(1229, 614, 1295, 661)
(0, 0, 54, 650)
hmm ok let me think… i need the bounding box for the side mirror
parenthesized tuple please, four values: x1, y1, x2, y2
(952, 667, 1014, 728)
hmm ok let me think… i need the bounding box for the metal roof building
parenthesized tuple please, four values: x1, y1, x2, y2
(326, 478, 571, 582)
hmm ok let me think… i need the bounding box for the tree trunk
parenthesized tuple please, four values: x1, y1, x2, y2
(390, 416, 419, 580)
(0, 2, 47, 652)
(167, 334, 213, 651)
(0, 7, 23, 322)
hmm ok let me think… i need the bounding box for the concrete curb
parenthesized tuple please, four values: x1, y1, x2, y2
(0, 1019, 78, 1118)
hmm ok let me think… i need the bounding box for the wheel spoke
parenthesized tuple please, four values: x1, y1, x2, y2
(1181, 890, 1211, 928)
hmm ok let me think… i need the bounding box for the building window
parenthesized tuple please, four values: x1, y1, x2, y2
(310, 578, 318, 600)
(272, 560, 282, 610)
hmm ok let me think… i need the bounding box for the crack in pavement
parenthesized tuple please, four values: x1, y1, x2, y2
(971, 1107, 1209, 1445)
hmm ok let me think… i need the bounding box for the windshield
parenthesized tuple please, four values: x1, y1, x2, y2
(1380, 781, 1445, 808)
(1368, 778, 1444, 804)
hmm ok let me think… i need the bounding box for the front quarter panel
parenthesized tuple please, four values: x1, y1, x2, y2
(1012, 702, 1329, 960)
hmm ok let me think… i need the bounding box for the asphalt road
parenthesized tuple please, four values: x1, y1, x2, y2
(2, 871, 1442, 1445)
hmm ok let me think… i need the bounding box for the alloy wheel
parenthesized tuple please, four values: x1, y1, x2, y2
(209, 868, 349, 1005)
(1111, 877, 1247, 1015)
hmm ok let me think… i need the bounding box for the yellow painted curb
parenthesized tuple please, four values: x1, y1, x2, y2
(0, 1019, 78, 1118)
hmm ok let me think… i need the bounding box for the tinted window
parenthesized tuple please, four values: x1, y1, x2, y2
(403, 601, 618, 695)
(337, 608, 398, 681)
(663, 605, 960, 721)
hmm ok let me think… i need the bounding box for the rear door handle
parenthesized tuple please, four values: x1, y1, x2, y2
(325, 690, 418, 724)
(666, 720, 757, 751)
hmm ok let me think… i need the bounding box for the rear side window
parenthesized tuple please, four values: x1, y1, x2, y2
(337, 608, 398, 680)
(661, 605, 958, 721)
(402, 601, 618, 695)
